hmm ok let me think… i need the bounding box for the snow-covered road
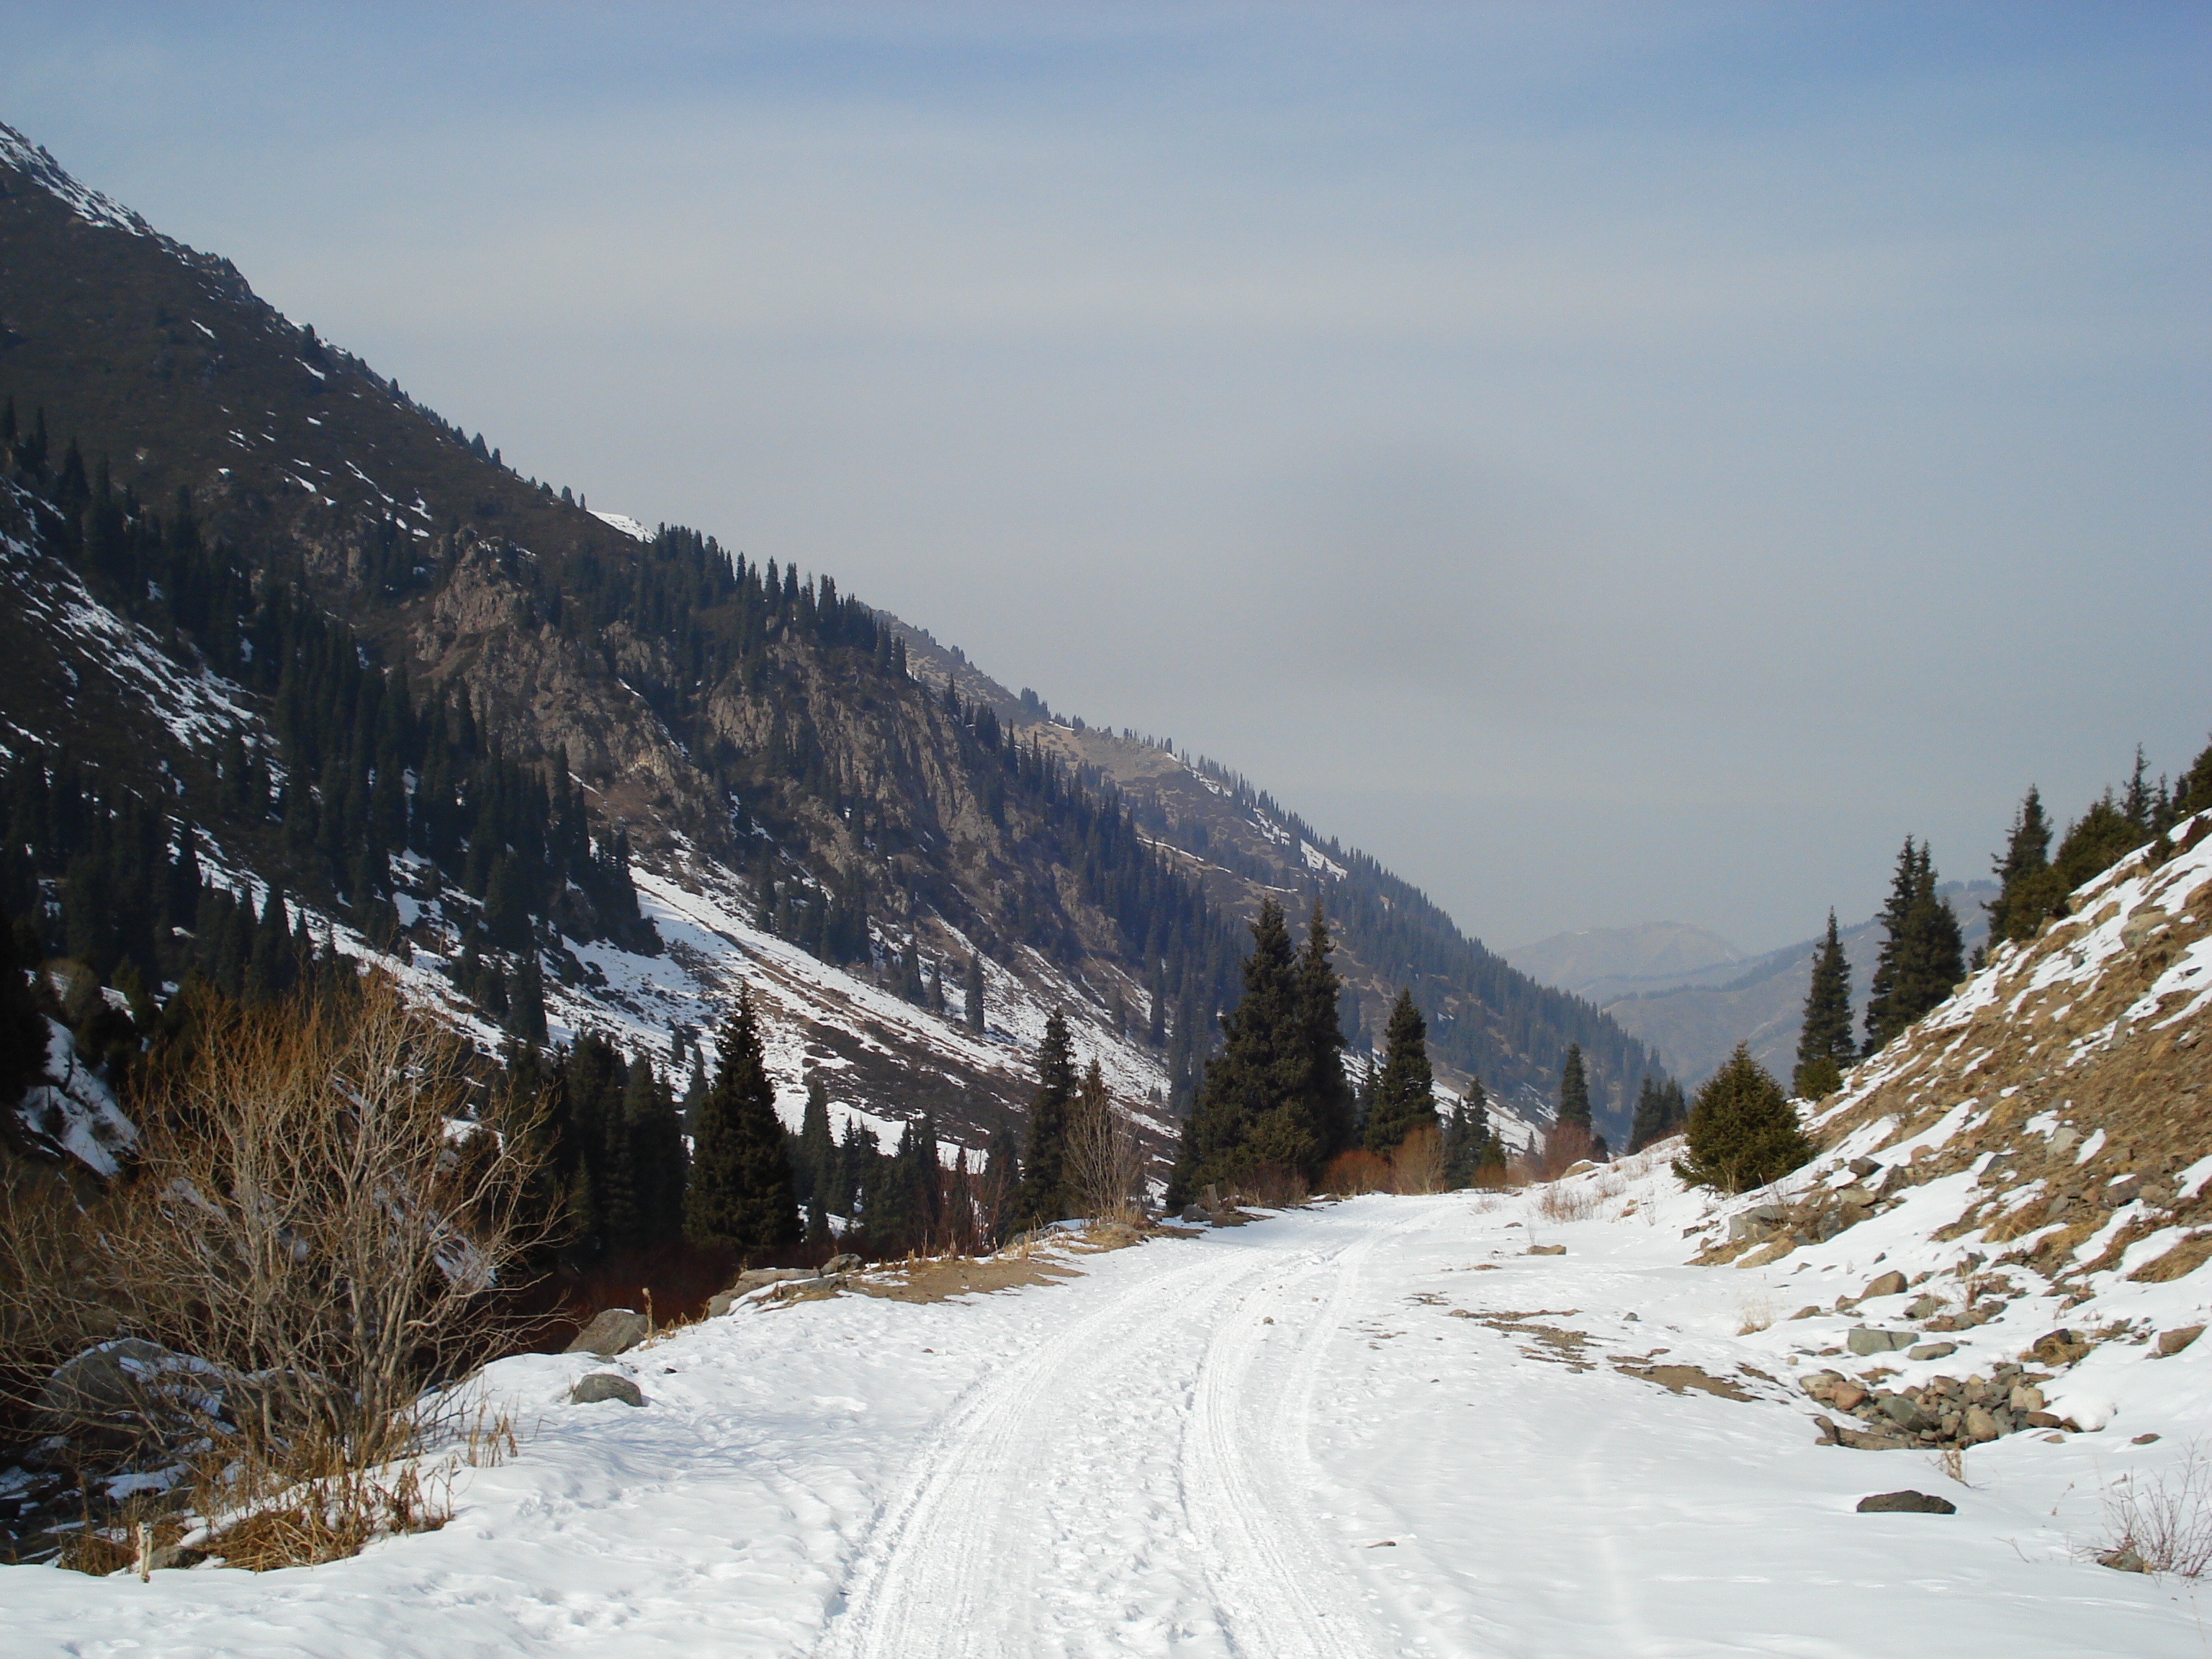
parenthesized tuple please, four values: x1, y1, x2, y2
(9, 1174, 2209, 1655)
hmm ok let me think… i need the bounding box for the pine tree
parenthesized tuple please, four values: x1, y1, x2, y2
(0, 910, 49, 1105)
(963, 953, 986, 1034)
(796, 1074, 833, 1205)
(1442, 1086, 1491, 1187)
(1171, 899, 1306, 1200)
(1013, 1010, 1078, 1227)
(1673, 1043, 1815, 1194)
(1293, 900, 1355, 1164)
(685, 990, 801, 1257)
(1863, 840, 1964, 1055)
(1984, 786, 2056, 947)
(1362, 989, 1437, 1154)
(1556, 1043, 1591, 1130)
(1628, 1076, 1670, 1152)
(1793, 910, 1853, 1098)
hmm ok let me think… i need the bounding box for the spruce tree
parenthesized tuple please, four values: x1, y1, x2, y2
(1013, 1010, 1078, 1227)
(1863, 840, 1964, 1054)
(796, 1074, 833, 1205)
(685, 990, 801, 1257)
(1362, 989, 1437, 1154)
(0, 912, 48, 1105)
(963, 953, 986, 1034)
(1628, 1076, 1669, 1152)
(1793, 910, 1853, 1098)
(1292, 901, 1355, 1164)
(1171, 899, 1305, 1200)
(1442, 1089, 1491, 1187)
(1557, 1043, 1591, 1130)
(1984, 786, 2054, 946)
(1673, 1043, 1815, 1194)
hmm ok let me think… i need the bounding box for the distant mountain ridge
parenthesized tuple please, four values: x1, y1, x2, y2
(1501, 922, 1748, 1001)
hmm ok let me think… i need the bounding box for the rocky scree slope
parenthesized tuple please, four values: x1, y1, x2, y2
(1681, 809, 2212, 1460)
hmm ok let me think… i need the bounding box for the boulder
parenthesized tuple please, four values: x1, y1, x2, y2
(824, 1254, 863, 1273)
(1861, 1270, 1909, 1300)
(2028, 1329, 2085, 1367)
(1905, 1295, 1946, 1321)
(2008, 1383, 2046, 1414)
(36, 1339, 233, 1452)
(1961, 1405, 2002, 1444)
(565, 1308, 651, 1357)
(1857, 1490, 1956, 1514)
(1848, 1156, 1881, 1179)
(2157, 1325, 2205, 1358)
(569, 1373, 644, 1408)
(1878, 1394, 1934, 1434)
(1178, 1205, 1213, 1224)
(1847, 1326, 1915, 1356)
(1907, 1342, 1959, 1362)
(1526, 1244, 1568, 1256)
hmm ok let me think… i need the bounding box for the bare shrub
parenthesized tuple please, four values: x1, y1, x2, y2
(1735, 1294, 1774, 1335)
(1534, 1183, 1601, 1223)
(1, 976, 549, 1565)
(1233, 1163, 1310, 1208)
(1390, 1124, 1446, 1195)
(2098, 1443, 2212, 1576)
(1321, 1149, 1392, 1195)
(1064, 1061, 1146, 1223)
(1532, 1120, 1600, 1182)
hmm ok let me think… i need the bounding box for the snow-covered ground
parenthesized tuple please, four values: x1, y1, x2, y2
(12, 1162, 2206, 1656)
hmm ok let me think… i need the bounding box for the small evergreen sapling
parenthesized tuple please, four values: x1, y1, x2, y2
(1793, 911, 1853, 1099)
(1673, 1044, 1815, 1195)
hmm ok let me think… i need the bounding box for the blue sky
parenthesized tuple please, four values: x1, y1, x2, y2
(6, 3, 2207, 950)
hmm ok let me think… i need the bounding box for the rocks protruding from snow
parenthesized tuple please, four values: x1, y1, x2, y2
(1526, 1244, 1568, 1256)
(1907, 1341, 1959, 1361)
(1861, 1270, 1908, 1300)
(36, 1339, 232, 1455)
(570, 1373, 644, 1407)
(565, 1309, 651, 1357)
(1847, 1327, 1915, 1356)
(2156, 1325, 2205, 1357)
(1856, 1491, 1956, 1514)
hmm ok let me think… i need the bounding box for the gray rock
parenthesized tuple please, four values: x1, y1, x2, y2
(565, 1308, 651, 1357)
(824, 1254, 863, 1273)
(1879, 1394, 1934, 1434)
(1178, 1205, 1212, 1223)
(2157, 1325, 2205, 1357)
(1907, 1341, 1959, 1362)
(1857, 1490, 1957, 1514)
(2099, 1545, 2149, 1573)
(2010, 1383, 2046, 1413)
(1861, 1270, 1908, 1300)
(733, 1267, 817, 1287)
(36, 1339, 233, 1449)
(1847, 1326, 1916, 1356)
(1905, 1294, 1946, 1321)
(570, 1372, 644, 1407)
(1848, 1156, 1881, 1179)
(1961, 1404, 2001, 1443)
(707, 1288, 745, 1318)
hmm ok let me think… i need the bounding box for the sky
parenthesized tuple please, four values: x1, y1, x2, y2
(4, 3, 2206, 954)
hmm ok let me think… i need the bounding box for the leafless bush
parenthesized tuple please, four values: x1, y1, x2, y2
(1321, 1149, 1392, 1195)
(1064, 1061, 1146, 1223)
(1, 976, 549, 1565)
(2098, 1443, 2212, 1577)
(1390, 1124, 1446, 1195)
(1535, 1183, 1602, 1223)
(1233, 1163, 1310, 1208)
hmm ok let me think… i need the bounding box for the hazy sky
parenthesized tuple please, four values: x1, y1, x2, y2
(6, 4, 2206, 953)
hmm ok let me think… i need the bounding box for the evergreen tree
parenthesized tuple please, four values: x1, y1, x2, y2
(0, 911, 49, 1105)
(1862, 839, 1963, 1055)
(1628, 1076, 1670, 1152)
(981, 1123, 1020, 1242)
(963, 953, 986, 1034)
(1362, 989, 1437, 1154)
(795, 1074, 833, 1205)
(1013, 1010, 1078, 1226)
(1793, 910, 1853, 1098)
(1556, 1043, 1591, 1131)
(1170, 899, 1306, 1200)
(1673, 1043, 1815, 1194)
(1441, 1086, 1491, 1187)
(1292, 900, 1355, 1163)
(1984, 786, 2056, 948)
(619, 1054, 688, 1252)
(685, 990, 801, 1256)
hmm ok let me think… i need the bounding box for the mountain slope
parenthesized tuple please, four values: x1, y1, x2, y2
(0, 120, 1660, 1161)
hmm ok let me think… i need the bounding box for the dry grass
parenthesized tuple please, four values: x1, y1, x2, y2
(1535, 1184, 1602, 1224)
(2097, 1442, 2212, 1576)
(1735, 1294, 1775, 1335)
(1389, 1125, 1447, 1195)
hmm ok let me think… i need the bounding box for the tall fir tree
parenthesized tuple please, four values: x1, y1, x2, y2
(1441, 1085, 1493, 1187)
(1362, 989, 1437, 1154)
(1556, 1043, 1591, 1130)
(1292, 900, 1356, 1164)
(1169, 899, 1308, 1201)
(1793, 909, 1854, 1098)
(1984, 786, 2056, 948)
(685, 989, 801, 1256)
(1862, 838, 1964, 1055)
(1013, 1010, 1079, 1226)
(795, 1074, 834, 1205)
(963, 953, 986, 1034)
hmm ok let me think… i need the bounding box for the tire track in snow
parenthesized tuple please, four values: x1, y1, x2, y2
(818, 1242, 1272, 1659)
(1179, 1201, 1452, 1659)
